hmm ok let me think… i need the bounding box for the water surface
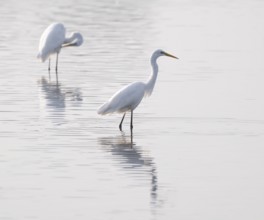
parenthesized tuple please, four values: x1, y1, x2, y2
(0, 0, 264, 219)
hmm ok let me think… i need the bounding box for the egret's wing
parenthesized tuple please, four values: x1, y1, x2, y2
(98, 82, 145, 115)
(38, 23, 66, 62)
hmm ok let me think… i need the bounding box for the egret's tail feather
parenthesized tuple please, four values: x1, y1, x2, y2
(37, 52, 41, 60)
(37, 52, 48, 62)
(97, 102, 112, 115)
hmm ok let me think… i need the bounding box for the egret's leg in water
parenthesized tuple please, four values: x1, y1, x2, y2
(55, 53, 59, 83)
(130, 129, 133, 147)
(48, 58, 51, 71)
(119, 113, 126, 131)
(130, 110, 133, 130)
(55, 52, 59, 72)
(48, 58, 51, 80)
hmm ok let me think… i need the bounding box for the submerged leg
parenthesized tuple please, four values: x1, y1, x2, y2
(119, 113, 126, 131)
(48, 58, 51, 80)
(130, 110, 133, 130)
(130, 128, 133, 148)
(55, 52, 59, 72)
(48, 58, 51, 71)
(55, 53, 59, 83)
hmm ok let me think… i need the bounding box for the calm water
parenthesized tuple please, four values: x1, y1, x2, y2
(1, 0, 264, 219)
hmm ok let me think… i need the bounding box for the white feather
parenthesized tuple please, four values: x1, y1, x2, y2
(37, 23, 65, 62)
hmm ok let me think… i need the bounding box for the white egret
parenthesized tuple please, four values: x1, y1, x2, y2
(37, 23, 83, 73)
(97, 49, 178, 131)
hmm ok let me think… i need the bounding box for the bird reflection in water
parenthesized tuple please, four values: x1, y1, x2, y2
(98, 132, 158, 206)
(38, 77, 82, 123)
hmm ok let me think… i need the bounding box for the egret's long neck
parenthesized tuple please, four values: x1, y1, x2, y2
(64, 34, 75, 44)
(145, 55, 159, 96)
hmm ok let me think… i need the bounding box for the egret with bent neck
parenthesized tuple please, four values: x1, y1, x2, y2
(37, 23, 83, 76)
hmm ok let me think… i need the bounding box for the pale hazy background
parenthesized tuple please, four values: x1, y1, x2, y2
(0, 0, 264, 219)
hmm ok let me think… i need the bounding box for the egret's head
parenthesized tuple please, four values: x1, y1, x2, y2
(153, 49, 178, 59)
(63, 32, 83, 47)
(72, 32, 83, 46)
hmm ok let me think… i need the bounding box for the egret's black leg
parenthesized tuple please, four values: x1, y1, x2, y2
(48, 58, 51, 71)
(119, 113, 126, 131)
(130, 110, 133, 130)
(130, 128, 133, 148)
(55, 53, 59, 83)
(48, 58, 51, 81)
(55, 52, 59, 72)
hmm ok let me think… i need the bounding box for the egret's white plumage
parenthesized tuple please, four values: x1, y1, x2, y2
(37, 23, 83, 71)
(98, 49, 178, 131)
(98, 82, 145, 115)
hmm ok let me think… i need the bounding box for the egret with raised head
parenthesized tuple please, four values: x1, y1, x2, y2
(97, 49, 178, 131)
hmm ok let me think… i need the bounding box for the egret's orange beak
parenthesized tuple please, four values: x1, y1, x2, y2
(163, 52, 178, 59)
